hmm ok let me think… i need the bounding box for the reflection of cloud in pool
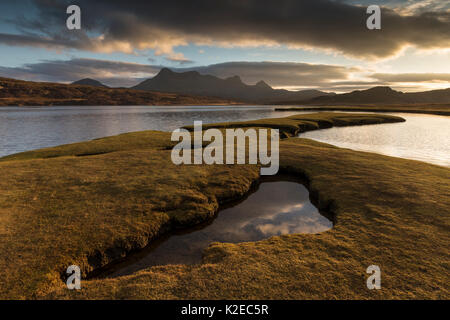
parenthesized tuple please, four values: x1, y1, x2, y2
(210, 182, 332, 241)
(241, 202, 332, 236)
(229, 203, 306, 231)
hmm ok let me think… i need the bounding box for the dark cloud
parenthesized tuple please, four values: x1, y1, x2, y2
(342, 0, 450, 15)
(0, 33, 71, 49)
(2, 0, 449, 59)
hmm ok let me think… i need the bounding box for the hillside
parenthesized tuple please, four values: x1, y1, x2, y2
(302, 86, 450, 105)
(0, 77, 235, 106)
(133, 68, 334, 103)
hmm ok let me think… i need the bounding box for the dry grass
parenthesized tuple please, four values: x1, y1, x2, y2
(186, 112, 405, 138)
(0, 112, 448, 299)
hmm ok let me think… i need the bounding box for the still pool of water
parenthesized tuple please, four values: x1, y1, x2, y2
(99, 179, 332, 278)
(300, 113, 450, 167)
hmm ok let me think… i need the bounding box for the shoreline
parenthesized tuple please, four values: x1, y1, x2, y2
(2, 103, 448, 117)
(275, 106, 450, 116)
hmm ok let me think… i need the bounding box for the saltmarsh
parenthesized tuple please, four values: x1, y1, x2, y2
(0, 112, 448, 299)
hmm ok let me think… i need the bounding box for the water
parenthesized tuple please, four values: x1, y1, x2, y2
(0, 106, 448, 167)
(300, 113, 450, 167)
(101, 178, 332, 278)
(0, 105, 303, 157)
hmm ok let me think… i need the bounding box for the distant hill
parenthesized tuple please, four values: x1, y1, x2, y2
(305, 86, 450, 105)
(133, 68, 334, 103)
(71, 78, 108, 88)
(0, 77, 235, 106)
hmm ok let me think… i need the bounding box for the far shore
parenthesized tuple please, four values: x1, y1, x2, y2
(2, 100, 449, 117)
(274, 105, 450, 116)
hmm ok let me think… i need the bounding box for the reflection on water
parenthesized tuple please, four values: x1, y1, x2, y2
(102, 179, 332, 278)
(0, 105, 304, 157)
(300, 113, 450, 167)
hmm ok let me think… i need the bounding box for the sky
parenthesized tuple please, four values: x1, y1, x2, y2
(0, 0, 449, 92)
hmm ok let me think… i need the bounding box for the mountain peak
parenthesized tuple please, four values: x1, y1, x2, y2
(255, 80, 272, 90)
(365, 86, 398, 94)
(71, 78, 108, 88)
(158, 68, 174, 76)
(225, 75, 242, 83)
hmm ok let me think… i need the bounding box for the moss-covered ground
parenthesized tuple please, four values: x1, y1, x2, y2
(1, 112, 448, 299)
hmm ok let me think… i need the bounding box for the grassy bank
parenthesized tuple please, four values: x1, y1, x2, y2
(0, 112, 448, 299)
(185, 112, 404, 137)
(274, 105, 450, 116)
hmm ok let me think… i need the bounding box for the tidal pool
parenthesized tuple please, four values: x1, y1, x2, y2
(100, 178, 333, 278)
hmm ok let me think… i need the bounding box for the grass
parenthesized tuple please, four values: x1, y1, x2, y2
(184, 112, 405, 138)
(0, 112, 448, 299)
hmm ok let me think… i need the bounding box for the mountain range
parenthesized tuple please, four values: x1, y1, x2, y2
(0, 77, 232, 106)
(132, 68, 335, 103)
(303, 86, 450, 105)
(2, 68, 448, 107)
(130, 68, 449, 105)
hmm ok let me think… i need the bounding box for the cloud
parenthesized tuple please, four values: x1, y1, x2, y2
(164, 53, 194, 65)
(1, 0, 448, 60)
(0, 32, 72, 49)
(371, 73, 450, 82)
(0, 57, 448, 91)
(178, 61, 358, 87)
(0, 59, 359, 89)
(0, 58, 160, 87)
(341, 1, 450, 15)
(318, 72, 450, 91)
